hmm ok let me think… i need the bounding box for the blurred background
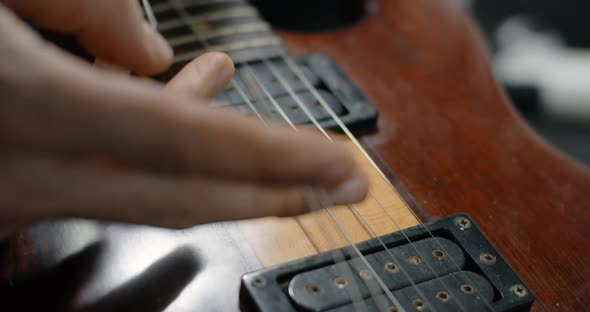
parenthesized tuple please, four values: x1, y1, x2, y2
(464, 0, 590, 165)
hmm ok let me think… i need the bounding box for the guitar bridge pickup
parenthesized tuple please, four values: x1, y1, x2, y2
(240, 214, 534, 312)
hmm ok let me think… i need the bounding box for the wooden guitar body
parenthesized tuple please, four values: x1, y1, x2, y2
(2, 0, 589, 311)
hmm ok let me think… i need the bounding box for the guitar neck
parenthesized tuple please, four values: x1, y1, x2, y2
(151, 0, 284, 79)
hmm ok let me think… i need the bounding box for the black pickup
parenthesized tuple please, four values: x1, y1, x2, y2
(157, 54, 379, 134)
(239, 214, 534, 312)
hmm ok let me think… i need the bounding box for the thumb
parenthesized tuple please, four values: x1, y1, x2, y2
(4, 0, 173, 74)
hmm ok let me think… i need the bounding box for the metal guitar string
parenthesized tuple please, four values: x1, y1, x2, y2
(165, 1, 397, 310)
(164, 1, 451, 310)
(159, 0, 491, 310)
(241, 71, 373, 312)
(262, 58, 451, 312)
(240, 69, 406, 311)
(141, 0, 158, 28)
(277, 54, 494, 311)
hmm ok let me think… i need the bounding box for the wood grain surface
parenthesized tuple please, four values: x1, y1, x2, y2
(273, 0, 590, 310)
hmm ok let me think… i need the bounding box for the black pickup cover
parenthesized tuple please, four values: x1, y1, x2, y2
(239, 214, 534, 312)
(157, 54, 379, 134)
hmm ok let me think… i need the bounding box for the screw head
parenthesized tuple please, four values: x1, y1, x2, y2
(455, 217, 472, 230)
(251, 276, 266, 288)
(480, 252, 497, 265)
(408, 256, 422, 265)
(359, 269, 373, 280)
(385, 262, 399, 273)
(436, 291, 451, 302)
(306, 284, 321, 295)
(511, 284, 528, 298)
(461, 284, 475, 294)
(432, 249, 447, 260)
(334, 277, 348, 289)
(412, 299, 426, 311)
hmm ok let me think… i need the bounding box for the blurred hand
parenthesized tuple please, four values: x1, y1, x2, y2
(0, 1, 368, 236)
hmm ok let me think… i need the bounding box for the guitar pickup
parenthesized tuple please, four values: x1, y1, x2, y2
(239, 214, 534, 312)
(157, 54, 379, 135)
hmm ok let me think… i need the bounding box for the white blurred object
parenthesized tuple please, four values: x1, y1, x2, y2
(494, 16, 590, 122)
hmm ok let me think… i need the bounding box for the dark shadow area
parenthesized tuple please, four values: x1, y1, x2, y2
(0, 244, 199, 312)
(0, 242, 104, 311)
(250, 0, 365, 32)
(78, 246, 199, 312)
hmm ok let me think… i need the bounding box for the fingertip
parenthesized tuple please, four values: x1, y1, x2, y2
(325, 170, 369, 206)
(142, 24, 174, 74)
(201, 52, 235, 92)
(166, 51, 234, 98)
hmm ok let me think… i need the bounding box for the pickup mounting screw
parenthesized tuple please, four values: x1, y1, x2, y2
(511, 284, 528, 298)
(386, 306, 399, 312)
(432, 249, 447, 260)
(436, 291, 451, 302)
(408, 256, 422, 266)
(461, 284, 475, 294)
(334, 277, 348, 289)
(455, 217, 472, 230)
(306, 284, 321, 295)
(251, 277, 266, 288)
(359, 269, 373, 280)
(480, 252, 497, 265)
(385, 262, 399, 273)
(412, 299, 426, 311)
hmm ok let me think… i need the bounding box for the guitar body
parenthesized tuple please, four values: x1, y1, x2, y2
(2, 0, 589, 311)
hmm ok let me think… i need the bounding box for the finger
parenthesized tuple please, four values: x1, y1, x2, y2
(0, 14, 368, 201)
(0, 153, 334, 228)
(5, 0, 172, 74)
(166, 52, 235, 99)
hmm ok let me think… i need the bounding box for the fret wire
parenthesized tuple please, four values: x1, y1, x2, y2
(152, 0, 241, 13)
(168, 22, 271, 44)
(173, 37, 281, 63)
(157, 6, 257, 30)
(163, 1, 267, 124)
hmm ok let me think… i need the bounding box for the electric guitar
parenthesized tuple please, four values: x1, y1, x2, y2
(2, 0, 589, 311)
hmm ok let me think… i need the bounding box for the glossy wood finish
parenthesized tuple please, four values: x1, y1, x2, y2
(273, 0, 590, 310)
(3, 0, 590, 311)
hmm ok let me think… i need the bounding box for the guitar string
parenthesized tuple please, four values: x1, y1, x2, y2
(165, 1, 396, 310)
(240, 69, 374, 312)
(159, 0, 490, 310)
(261, 58, 450, 312)
(277, 53, 494, 311)
(240, 69, 409, 311)
(165, 0, 446, 310)
(241, 67, 436, 312)
(163, 6, 462, 306)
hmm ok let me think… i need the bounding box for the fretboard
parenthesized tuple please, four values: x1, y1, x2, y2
(148, 0, 378, 133)
(150, 0, 284, 81)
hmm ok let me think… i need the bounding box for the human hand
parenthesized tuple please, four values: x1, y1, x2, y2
(0, 1, 368, 237)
